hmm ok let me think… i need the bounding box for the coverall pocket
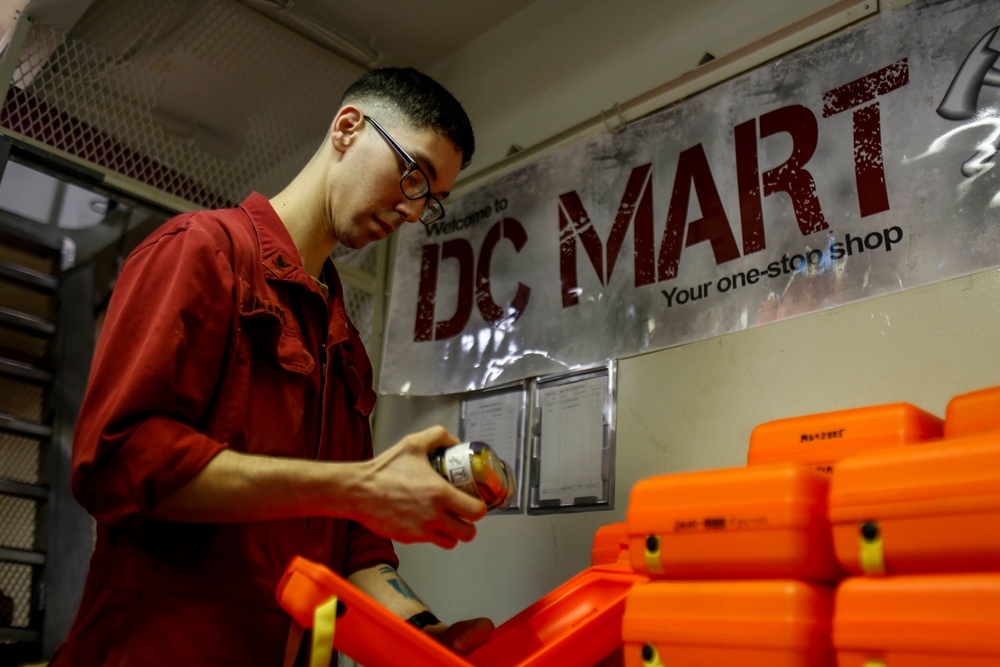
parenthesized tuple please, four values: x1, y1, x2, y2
(238, 281, 315, 375)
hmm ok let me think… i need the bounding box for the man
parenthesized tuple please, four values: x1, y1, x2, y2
(52, 68, 494, 665)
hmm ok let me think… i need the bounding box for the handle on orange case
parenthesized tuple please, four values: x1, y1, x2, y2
(641, 643, 665, 667)
(643, 535, 665, 575)
(858, 521, 886, 575)
(309, 595, 339, 667)
(864, 661, 887, 667)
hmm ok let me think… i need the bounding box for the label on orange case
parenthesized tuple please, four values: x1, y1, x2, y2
(671, 516, 770, 533)
(799, 428, 847, 443)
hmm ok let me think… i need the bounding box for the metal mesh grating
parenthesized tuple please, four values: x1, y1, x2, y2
(0, 495, 36, 551)
(2, 0, 388, 380)
(332, 243, 379, 278)
(342, 285, 374, 343)
(0, 562, 32, 628)
(0, 377, 44, 424)
(0, 435, 39, 484)
(333, 242, 381, 344)
(2, 0, 365, 210)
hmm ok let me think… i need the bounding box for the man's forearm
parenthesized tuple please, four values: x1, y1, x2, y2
(145, 425, 486, 549)
(148, 449, 367, 523)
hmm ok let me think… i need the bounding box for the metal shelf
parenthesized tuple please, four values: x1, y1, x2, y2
(0, 478, 48, 501)
(0, 260, 57, 293)
(0, 412, 52, 439)
(0, 356, 53, 385)
(0, 546, 46, 566)
(0, 307, 56, 337)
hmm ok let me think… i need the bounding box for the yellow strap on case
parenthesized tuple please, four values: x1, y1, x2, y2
(310, 595, 339, 667)
(858, 521, 886, 575)
(863, 661, 887, 667)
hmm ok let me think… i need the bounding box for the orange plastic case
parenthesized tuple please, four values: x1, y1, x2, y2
(591, 522, 630, 566)
(626, 464, 842, 582)
(945, 385, 1000, 438)
(467, 562, 648, 667)
(276, 556, 648, 667)
(622, 580, 834, 667)
(828, 433, 1000, 575)
(834, 574, 1000, 666)
(747, 403, 942, 472)
(277, 556, 465, 667)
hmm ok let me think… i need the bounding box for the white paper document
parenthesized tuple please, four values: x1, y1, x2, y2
(538, 376, 605, 503)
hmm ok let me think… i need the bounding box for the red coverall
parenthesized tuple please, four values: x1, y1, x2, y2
(51, 193, 398, 665)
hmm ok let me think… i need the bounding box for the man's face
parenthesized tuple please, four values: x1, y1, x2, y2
(331, 118, 463, 249)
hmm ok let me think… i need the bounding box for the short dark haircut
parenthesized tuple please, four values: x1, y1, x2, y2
(342, 67, 475, 168)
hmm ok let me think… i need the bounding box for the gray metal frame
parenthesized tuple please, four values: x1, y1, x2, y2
(0, 135, 172, 659)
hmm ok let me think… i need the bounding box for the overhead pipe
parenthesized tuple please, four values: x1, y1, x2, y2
(237, 0, 384, 70)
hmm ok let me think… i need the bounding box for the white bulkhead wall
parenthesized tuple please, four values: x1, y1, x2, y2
(370, 0, 1000, 633)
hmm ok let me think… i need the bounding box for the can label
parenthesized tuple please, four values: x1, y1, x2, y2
(442, 444, 478, 497)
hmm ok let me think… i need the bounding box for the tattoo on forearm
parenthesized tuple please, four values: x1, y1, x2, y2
(379, 566, 425, 605)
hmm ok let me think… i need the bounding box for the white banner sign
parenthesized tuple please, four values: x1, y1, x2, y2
(382, 0, 1000, 395)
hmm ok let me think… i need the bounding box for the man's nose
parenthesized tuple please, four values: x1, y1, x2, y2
(397, 197, 424, 223)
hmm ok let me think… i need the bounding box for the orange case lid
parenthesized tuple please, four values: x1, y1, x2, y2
(748, 403, 942, 470)
(591, 522, 630, 566)
(276, 556, 648, 667)
(829, 432, 1000, 522)
(945, 385, 1000, 438)
(627, 464, 830, 535)
(468, 562, 648, 667)
(834, 574, 1000, 656)
(623, 580, 833, 650)
(277, 556, 467, 667)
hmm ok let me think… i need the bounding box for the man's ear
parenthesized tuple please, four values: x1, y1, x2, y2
(331, 106, 364, 154)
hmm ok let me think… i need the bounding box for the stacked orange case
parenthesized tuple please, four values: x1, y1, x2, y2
(590, 521, 630, 566)
(626, 463, 842, 582)
(621, 464, 840, 665)
(834, 573, 1000, 665)
(944, 385, 1000, 438)
(747, 402, 942, 472)
(828, 432, 1000, 575)
(830, 386, 1000, 664)
(622, 580, 834, 667)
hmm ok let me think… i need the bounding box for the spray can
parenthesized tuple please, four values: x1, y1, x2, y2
(430, 441, 516, 510)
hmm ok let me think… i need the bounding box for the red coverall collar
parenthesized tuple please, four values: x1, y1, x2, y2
(238, 191, 353, 347)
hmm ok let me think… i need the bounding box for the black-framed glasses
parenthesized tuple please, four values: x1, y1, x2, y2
(364, 115, 444, 225)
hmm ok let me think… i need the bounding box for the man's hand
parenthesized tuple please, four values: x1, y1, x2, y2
(354, 426, 488, 548)
(424, 617, 495, 654)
